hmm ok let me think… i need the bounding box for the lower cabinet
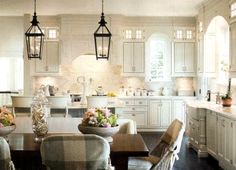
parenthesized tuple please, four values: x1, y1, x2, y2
(217, 115, 234, 170)
(172, 99, 186, 122)
(206, 110, 217, 158)
(187, 105, 236, 170)
(149, 100, 172, 129)
(116, 99, 148, 128)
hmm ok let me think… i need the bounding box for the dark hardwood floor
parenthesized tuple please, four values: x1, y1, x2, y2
(139, 132, 223, 170)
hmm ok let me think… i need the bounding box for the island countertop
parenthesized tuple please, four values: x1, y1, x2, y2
(186, 100, 236, 120)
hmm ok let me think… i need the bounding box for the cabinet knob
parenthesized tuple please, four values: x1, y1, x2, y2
(132, 108, 135, 111)
(125, 101, 129, 105)
(139, 101, 142, 104)
(132, 114, 135, 116)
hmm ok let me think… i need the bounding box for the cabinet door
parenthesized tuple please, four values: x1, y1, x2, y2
(232, 121, 236, 168)
(160, 100, 172, 127)
(35, 41, 59, 73)
(206, 111, 217, 157)
(123, 42, 133, 73)
(172, 99, 185, 122)
(149, 100, 161, 127)
(230, 22, 236, 74)
(133, 42, 144, 73)
(184, 42, 195, 73)
(217, 116, 232, 164)
(174, 42, 185, 73)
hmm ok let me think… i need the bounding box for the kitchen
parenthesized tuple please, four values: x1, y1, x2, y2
(0, 0, 236, 169)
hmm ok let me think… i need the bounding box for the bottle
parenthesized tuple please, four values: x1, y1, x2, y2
(207, 90, 211, 102)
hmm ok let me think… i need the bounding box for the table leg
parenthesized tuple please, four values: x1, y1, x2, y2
(110, 155, 128, 170)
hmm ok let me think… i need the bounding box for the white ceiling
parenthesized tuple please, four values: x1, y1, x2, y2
(0, 0, 206, 17)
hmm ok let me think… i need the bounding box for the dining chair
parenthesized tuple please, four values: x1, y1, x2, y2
(11, 96, 33, 117)
(47, 96, 69, 117)
(0, 137, 15, 170)
(40, 134, 112, 170)
(128, 119, 185, 170)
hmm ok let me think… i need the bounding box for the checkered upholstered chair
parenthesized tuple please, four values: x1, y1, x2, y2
(40, 134, 111, 170)
(0, 137, 15, 170)
(128, 119, 185, 170)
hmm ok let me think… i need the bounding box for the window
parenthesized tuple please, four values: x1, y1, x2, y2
(136, 30, 142, 39)
(146, 33, 171, 82)
(231, 2, 236, 17)
(125, 30, 132, 39)
(0, 57, 23, 91)
(176, 30, 183, 39)
(186, 30, 193, 39)
(48, 29, 57, 39)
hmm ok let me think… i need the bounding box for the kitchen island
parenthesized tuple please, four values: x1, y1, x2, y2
(186, 100, 236, 170)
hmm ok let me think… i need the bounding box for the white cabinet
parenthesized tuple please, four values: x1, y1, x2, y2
(173, 42, 195, 77)
(174, 27, 195, 41)
(117, 99, 147, 128)
(217, 115, 233, 169)
(186, 105, 207, 157)
(35, 41, 60, 73)
(172, 99, 185, 122)
(206, 110, 217, 158)
(229, 22, 236, 77)
(149, 100, 172, 129)
(123, 42, 145, 75)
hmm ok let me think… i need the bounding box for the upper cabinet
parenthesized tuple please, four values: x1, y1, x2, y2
(32, 27, 61, 75)
(123, 42, 145, 74)
(123, 28, 145, 76)
(172, 42, 195, 77)
(172, 27, 196, 77)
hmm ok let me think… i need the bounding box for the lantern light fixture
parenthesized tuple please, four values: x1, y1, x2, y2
(94, 0, 112, 60)
(25, 0, 44, 60)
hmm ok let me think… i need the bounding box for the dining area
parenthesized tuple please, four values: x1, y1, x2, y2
(0, 112, 184, 170)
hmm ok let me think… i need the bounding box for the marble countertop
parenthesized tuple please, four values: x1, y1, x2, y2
(186, 100, 236, 120)
(118, 96, 197, 99)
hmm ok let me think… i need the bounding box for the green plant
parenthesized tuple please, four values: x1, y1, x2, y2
(221, 78, 232, 100)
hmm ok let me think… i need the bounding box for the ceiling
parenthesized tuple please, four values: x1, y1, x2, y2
(0, 0, 206, 17)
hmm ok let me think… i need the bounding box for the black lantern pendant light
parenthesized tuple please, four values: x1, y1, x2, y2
(25, 0, 44, 60)
(94, 0, 112, 60)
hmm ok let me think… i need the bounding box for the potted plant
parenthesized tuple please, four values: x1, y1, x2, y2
(221, 78, 232, 107)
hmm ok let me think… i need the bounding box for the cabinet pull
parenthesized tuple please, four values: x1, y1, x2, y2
(125, 101, 129, 105)
(132, 108, 135, 111)
(139, 101, 142, 104)
(132, 114, 135, 116)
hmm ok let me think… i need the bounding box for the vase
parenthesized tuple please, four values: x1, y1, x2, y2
(31, 86, 50, 142)
(222, 98, 232, 107)
(0, 125, 16, 140)
(78, 124, 120, 142)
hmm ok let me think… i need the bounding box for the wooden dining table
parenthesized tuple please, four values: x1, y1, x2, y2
(8, 133, 149, 170)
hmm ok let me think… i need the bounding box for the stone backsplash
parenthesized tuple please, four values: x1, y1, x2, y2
(33, 55, 195, 96)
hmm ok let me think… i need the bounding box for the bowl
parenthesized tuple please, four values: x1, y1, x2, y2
(0, 125, 16, 137)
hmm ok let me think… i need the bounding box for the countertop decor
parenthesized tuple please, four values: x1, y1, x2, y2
(221, 78, 232, 107)
(78, 108, 119, 142)
(0, 106, 15, 138)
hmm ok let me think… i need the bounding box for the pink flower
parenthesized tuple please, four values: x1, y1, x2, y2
(102, 108, 111, 117)
(104, 123, 111, 128)
(0, 123, 4, 128)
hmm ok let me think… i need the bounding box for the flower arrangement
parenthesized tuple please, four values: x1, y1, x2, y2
(0, 106, 15, 128)
(81, 108, 118, 128)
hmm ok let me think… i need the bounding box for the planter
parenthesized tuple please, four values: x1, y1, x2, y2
(222, 98, 232, 107)
(78, 124, 120, 142)
(0, 125, 16, 137)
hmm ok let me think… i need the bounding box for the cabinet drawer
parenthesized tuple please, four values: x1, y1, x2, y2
(118, 112, 147, 127)
(122, 106, 148, 112)
(122, 99, 135, 105)
(134, 99, 148, 105)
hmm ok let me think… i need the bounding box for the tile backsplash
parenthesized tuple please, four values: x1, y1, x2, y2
(33, 55, 195, 96)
